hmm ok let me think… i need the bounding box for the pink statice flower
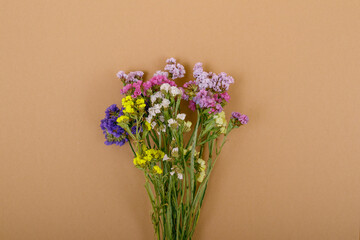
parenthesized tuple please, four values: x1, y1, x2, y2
(143, 75, 176, 94)
(121, 80, 143, 98)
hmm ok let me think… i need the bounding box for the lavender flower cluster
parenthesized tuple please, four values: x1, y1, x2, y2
(117, 71, 144, 84)
(182, 62, 234, 113)
(164, 58, 185, 80)
(231, 112, 249, 125)
(193, 63, 234, 92)
(100, 104, 128, 146)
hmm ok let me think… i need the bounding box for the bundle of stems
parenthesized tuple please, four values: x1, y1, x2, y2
(125, 106, 238, 240)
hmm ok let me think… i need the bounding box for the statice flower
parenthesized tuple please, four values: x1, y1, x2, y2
(192, 89, 222, 113)
(100, 104, 128, 146)
(121, 80, 143, 98)
(182, 62, 235, 113)
(231, 112, 249, 125)
(143, 75, 176, 94)
(170, 86, 182, 97)
(164, 58, 185, 80)
(211, 72, 234, 92)
(153, 70, 169, 78)
(117, 71, 144, 84)
(161, 99, 170, 108)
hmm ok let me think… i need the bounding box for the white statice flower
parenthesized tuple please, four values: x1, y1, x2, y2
(151, 91, 164, 104)
(168, 118, 178, 128)
(160, 83, 171, 92)
(149, 104, 162, 116)
(170, 86, 182, 97)
(197, 171, 206, 182)
(171, 147, 179, 157)
(197, 158, 206, 171)
(146, 115, 153, 124)
(176, 113, 186, 121)
(163, 154, 170, 161)
(177, 173, 183, 180)
(170, 171, 175, 176)
(161, 99, 170, 108)
(159, 115, 165, 122)
(151, 121, 157, 129)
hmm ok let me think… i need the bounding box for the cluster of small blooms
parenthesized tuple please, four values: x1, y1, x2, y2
(170, 166, 183, 180)
(143, 75, 176, 94)
(153, 166, 163, 174)
(100, 104, 128, 146)
(133, 145, 165, 166)
(182, 62, 234, 114)
(153, 70, 169, 78)
(192, 89, 222, 113)
(120, 80, 143, 98)
(117, 71, 144, 84)
(231, 112, 249, 126)
(164, 58, 186, 80)
(193, 63, 234, 92)
(213, 111, 227, 133)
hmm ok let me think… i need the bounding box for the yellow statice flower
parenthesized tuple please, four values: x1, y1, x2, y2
(145, 121, 152, 130)
(122, 96, 135, 114)
(145, 149, 165, 161)
(117, 115, 129, 124)
(153, 165, 163, 174)
(133, 155, 146, 166)
(136, 98, 146, 110)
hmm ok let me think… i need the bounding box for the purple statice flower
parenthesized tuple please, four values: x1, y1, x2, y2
(193, 62, 203, 78)
(153, 70, 169, 78)
(231, 112, 249, 125)
(192, 89, 224, 113)
(211, 72, 234, 92)
(192, 62, 234, 93)
(116, 71, 127, 80)
(105, 104, 121, 118)
(117, 70, 144, 84)
(100, 104, 128, 146)
(164, 58, 185, 79)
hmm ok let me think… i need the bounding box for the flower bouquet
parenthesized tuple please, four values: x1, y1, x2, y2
(100, 58, 248, 239)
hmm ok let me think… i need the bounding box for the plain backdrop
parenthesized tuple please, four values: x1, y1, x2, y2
(1, 0, 359, 239)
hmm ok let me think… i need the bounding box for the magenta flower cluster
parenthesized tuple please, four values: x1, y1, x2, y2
(121, 80, 143, 98)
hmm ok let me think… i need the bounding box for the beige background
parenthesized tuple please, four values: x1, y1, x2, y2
(1, 0, 360, 239)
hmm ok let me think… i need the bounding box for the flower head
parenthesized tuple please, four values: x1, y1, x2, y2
(153, 165, 163, 174)
(231, 112, 249, 126)
(100, 104, 128, 146)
